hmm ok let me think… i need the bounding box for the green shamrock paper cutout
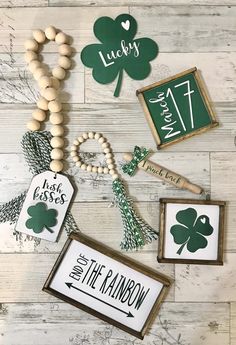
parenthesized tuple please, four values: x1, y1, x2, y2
(25, 202, 58, 234)
(170, 208, 214, 255)
(81, 13, 158, 97)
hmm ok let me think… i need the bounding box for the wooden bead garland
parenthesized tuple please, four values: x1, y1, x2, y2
(70, 132, 119, 180)
(24, 26, 73, 173)
(70, 132, 158, 251)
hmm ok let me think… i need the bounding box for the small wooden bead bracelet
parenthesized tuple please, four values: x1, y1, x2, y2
(70, 132, 119, 180)
(24, 26, 73, 174)
(70, 132, 158, 251)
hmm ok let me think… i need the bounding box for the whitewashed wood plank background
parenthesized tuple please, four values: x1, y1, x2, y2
(0, 2, 235, 345)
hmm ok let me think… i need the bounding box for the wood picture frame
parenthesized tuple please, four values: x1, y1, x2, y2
(43, 232, 172, 339)
(158, 198, 226, 265)
(136, 67, 219, 149)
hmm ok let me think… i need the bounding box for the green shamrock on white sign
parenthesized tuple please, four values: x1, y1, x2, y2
(170, 208, 214, 255)
(26, 202, 58, 234)
(81, 14, 158, 97)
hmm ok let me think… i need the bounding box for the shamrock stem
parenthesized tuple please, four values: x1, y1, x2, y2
(114, 69, 123, 97)
(177, 241, 187, 255)
(45, 225, 54, 234)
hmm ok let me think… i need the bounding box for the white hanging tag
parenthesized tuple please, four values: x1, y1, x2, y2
(15, 171, 74, 242)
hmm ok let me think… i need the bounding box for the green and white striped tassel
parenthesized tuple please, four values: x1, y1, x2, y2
(0, 131, 80, 235)
(112, 178, 158, 251)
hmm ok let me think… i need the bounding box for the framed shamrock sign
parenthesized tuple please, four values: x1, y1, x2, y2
(43, 232, 171, 339)
(158, 198, 226, 265)
(81, 13, 158, 97)
(136, 67, 219, 149)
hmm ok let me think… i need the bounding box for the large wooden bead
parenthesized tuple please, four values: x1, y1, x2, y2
(51, 148, 64, 160)
(104, 148, 111, 154)
(73, 156, 79, 162)
(50, 125, 64, 136)
(106, 158, 113, 165)
(88, 132, 94, 139)
(92, 166, 98, 173)
(86, 165, 92, 172)
(28, 60, 41, 73)
(50, 136, 64, 148)
(32, 109, 46, 122)
(55, 32, 68, 44)
(24, 51, 38, 63)
(94, 133, 101, 140)
(98, 137, 105, 144)
(82, 133, 88, 139)
(33, 29, 46, 43)
(27, 119, 40, 131)
(50, 160, 63, 173)
(52, 66, 66, 80)
(24, 39, 38, 51)
(98, 167, 104, 174)
(51, 77, 60, 90)
(34, 67, 47, 81)
(50, 113, 63, 125)
(58, 56, 71, 69)
(70, 151, 76, 157)
(37, 97, 48, 111)
(81, 164, 87, 171)
(102, 142, 109, 149)
(43, 87, 57, 101)
(103, 167, 109, 174)
(70, 145, 77, 151)
(108, 163, 114, 170)
(58, 44, 72, 56)
(48, 100, 62, 112)
(38, 76, 52, 89)
(45, 26, 57, 40)
(112, 174, 119, 180)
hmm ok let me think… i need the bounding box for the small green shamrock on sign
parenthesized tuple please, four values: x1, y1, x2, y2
(170, 208, 214, 255)
(81, 13, 158, 97)
(25, 202, 58, 234)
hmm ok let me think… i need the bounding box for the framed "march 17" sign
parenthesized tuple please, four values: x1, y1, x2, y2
(137, 67, 219, 149)
(43, 232, 171, 339)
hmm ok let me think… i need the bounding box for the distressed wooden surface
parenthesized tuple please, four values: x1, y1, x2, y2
(50, 0, 236, 5)
(231, 303, 236, 345)
(0, 6, 235, 53)
(211, 152, 236, 202)
(0, 2, 235, 345)
(0, 0, 48, 7)
(0, 302, 229, 345)
(175, 253, 236, 302)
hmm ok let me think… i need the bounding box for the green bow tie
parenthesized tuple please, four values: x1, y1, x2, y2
(122, 146, 150, 176)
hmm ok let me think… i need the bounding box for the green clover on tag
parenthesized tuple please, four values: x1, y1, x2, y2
(170, 208, 214, 255)
(81, 13, 158, 97)
(25, 202, 58, 234)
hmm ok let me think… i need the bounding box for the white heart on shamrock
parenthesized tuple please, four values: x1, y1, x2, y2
(200, 217, 206, 224)
(121, 20, 130, 31)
